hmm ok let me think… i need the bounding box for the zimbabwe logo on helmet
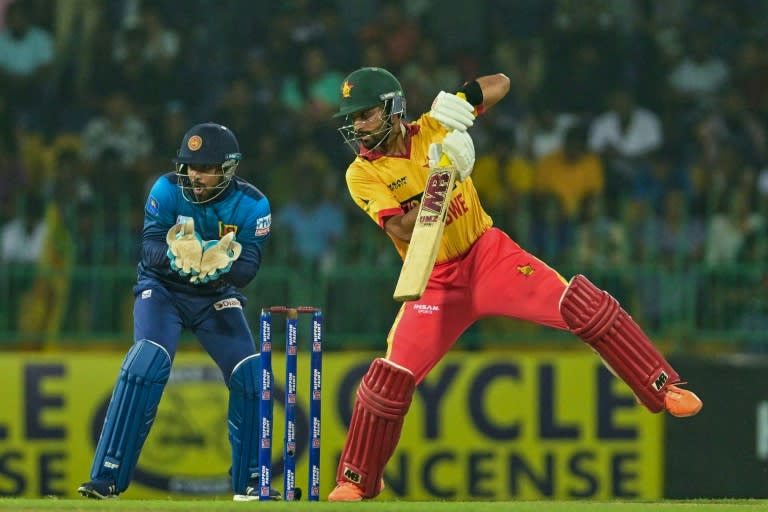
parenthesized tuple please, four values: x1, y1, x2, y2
(341, 81, 354, 98)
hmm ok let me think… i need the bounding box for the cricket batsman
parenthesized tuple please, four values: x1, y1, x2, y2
(78, 122, 282, 501)
(328, 67, 702, 501)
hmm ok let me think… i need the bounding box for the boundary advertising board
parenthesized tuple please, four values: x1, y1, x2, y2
(0, 351, 661, 499)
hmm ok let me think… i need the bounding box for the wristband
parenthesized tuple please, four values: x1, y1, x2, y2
(459, 80, 484, 107)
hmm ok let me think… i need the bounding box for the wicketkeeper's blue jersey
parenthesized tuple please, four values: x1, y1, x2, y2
(135, 172, 271, 295)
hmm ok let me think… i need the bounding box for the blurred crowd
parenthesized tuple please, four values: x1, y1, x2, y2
(1, 0, 767, 342)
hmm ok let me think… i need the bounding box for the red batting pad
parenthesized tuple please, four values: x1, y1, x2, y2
(335, 358, 415, 498)
(559, 274, 680, 413)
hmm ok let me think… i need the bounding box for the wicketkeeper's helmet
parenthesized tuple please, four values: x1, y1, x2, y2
(174, 122, 241, 203)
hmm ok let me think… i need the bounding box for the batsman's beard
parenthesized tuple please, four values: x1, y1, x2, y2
(359, 123, 393, 151)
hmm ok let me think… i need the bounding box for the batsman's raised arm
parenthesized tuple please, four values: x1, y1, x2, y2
(383, 73, 509, 243)
(475, 73, 511, 112)
(429, 73, 511, 131)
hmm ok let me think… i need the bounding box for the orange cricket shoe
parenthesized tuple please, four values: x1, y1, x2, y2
(328, 482, 364, 502)
(327, 479, 385, 502)
(664, 384, 703, 417)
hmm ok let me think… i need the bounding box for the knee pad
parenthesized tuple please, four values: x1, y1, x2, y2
(90, 339, 171, 492)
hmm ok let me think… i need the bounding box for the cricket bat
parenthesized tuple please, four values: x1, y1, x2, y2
(393, 146, 457, 301)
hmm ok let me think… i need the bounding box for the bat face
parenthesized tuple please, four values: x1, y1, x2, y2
(419, 170, 452, 224)
(393, 163, 458, 302)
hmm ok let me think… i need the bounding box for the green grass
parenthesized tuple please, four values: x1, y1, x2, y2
(1, 499, 767, 512)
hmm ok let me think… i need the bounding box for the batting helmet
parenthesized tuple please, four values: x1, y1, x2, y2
(334, 67, 405, 118)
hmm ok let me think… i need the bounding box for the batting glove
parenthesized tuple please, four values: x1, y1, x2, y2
(429, 130, 475, 181)
(429, 91, 475, 132)
(166, 219, 203, 276)
(190, 232, 243, 284)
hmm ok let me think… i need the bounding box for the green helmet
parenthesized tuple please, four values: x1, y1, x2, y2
(334, 67, 405, 118)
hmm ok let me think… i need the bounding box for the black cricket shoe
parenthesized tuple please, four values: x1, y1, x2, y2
(228, 469, 290, 501)
(78, 479, 118, 499)
(233, 482, 290, 501)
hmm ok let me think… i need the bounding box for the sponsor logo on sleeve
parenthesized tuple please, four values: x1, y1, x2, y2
(147, 196, 160, 215)
(255, 214, 271, 237)
(141, 290, 152, 299)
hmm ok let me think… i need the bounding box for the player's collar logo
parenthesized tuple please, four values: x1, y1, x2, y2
(341, 81, 354, 98)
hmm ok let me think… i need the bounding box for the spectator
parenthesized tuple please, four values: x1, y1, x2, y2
(667, 32, 730, 110)
(0, 190, 46, 264)
(80, 90, 153, 168)
(705, 188, 764, 265)
(589, 87, 663, 207)
(536, 123, 604, 220)
(520, 94, 579, 161)
(656, 189, 706, 268)
(358, 1, 422, 72)
(571, 193, 628, 269)
(732, 37, 768, 118)
(0, 0, 54, 120)
(0, 96, 26, 203)
(273, 145, 346, 274)
(400, 40, 460, 116)
(280, 47, 344, 120)
(137, 4, 179, 70)
(527, 192, 573, 268)
(697, 87, 768, 168)
(472, 129, 535, 232)
(51, 0, 102, 100)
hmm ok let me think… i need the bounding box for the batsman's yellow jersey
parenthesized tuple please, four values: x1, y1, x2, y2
(345, 114, 493, 263)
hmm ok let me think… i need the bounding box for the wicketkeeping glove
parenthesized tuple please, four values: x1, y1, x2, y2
(429, 91, 475, 132)
(166, 219, 203, 276)
(190, 232, 243, 284)
(429, 130, 475, 181)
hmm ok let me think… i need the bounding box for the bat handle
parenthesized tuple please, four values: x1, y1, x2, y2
(438, 91, 467, 167)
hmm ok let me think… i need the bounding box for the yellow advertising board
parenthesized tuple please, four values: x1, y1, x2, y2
(0, 350, 661, 500)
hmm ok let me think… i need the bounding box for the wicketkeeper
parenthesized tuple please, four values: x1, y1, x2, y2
(78, 123, 282, 501)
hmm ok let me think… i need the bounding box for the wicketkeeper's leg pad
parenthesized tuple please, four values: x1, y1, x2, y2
(559, 274, 680, 413)
(90, 339, 171, 493)
(336, 358, 415, 498)
(228, 354, 261, 495)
